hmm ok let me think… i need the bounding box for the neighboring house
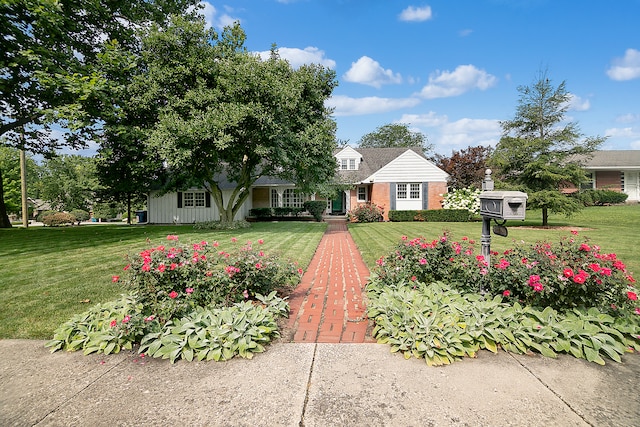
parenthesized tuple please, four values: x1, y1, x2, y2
(146, 146, 449, 223)
(566, 150, 640, 202)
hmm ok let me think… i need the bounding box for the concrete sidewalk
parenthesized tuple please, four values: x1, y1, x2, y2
(1, 339, 639, 426)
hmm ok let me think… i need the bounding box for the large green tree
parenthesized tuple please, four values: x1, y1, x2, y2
(39, 154, 99, 212)
(358, 123, 432, 153)
(0, 147, 39, 215)
(0, 0, 196, 227)
(138, 17, 339, 224)
(490, 72, 605, 226)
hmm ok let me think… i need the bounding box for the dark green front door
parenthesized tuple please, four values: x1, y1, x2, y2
(332, 197, 343, 213)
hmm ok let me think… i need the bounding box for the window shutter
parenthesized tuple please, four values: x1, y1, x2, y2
(205, 192, 211, 208)
(177, 192, 182, 208)
(422, 182, 429, 210)
(390, 183, 396, 210)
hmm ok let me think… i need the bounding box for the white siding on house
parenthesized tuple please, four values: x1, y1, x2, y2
(365, 150, 448, 182)
(335, 146, 362, 170)
(148, 189, 251, 224)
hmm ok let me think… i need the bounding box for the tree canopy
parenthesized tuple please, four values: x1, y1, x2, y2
(433, 145, 493, 190)
(490, 71, 605, 225)
(358, 123, 432, 153)
(138, 17, 339, 223)
(0, 0, 197, 227)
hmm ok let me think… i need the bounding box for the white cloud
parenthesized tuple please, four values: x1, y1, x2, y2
(566, 93, 590, 111)
(615, 113, 640, 124)
(416, 65, 497, 99)
(399, 5, 433, 22)
(459, 29, 473, 37)
(606, 48, 640, 81)
(256, 46, 336, 69)
(327, 95, 421, 117)
(398, 112, 448, 127)
(604, 126, 640, 138)
(199, 2, 239, 30)
(343, 56, 402, 88)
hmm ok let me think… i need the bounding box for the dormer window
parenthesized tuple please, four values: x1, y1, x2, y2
(339, 157, 358, 170)
(349, 158, 356, 170)
(340, 159, 348, 170)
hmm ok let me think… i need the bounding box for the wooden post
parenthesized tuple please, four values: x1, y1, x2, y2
(20, 149, 28, 228)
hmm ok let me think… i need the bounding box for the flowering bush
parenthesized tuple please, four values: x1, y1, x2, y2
(347, 202, 384, 223)
(372, 231, 638, 316)
(121, 236, 303, 322)
(441, 187, 481, 215)
(47, 235, 299, 361)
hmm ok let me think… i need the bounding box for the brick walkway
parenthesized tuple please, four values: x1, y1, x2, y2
(286, 217, 374, 343)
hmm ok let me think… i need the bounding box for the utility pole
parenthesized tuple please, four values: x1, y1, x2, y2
(20, 132, 29, 228)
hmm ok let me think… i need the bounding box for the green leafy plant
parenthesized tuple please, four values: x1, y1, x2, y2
(70, 209, 90, 224)
(193, 220, 251, 230)
(367, 280, 640, 366)
(42, 212, 76, 227)
(303, 200, 327, 222)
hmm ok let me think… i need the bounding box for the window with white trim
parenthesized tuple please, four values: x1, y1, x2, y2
(183, 191, 206, 207)
(397, 183, 421, 200)
(283, 189, 304, 207)
(349, 158, 356, 170)
(357, 186, 367, 202)
(580, 172, 594, 190)
(340, 159, 348, 170)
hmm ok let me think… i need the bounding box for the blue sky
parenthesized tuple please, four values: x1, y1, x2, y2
(195, 0, 640, 156)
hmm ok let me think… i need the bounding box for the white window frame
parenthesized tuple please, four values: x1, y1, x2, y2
(340, 159, 348, 170)
(397, 183, 421, 200)
(349, 158, 356, 170)
(183, 191, 206, 208)
(283, 189, 305, 207)
(357, 186, 367, 202)
(409, 183, 421, 199)
(397, 183, 407, 199)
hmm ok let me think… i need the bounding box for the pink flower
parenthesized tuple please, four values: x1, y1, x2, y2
(570, 230, 578, 235)
(110, 319, 117, 328)
(112, 275, 120, 282)
(496, 259, 510, 270)
(213, 241, 219, 247)
(258, 251, 265, 257)
(255, 263, 262, 269)
(635, 308, 640, 315)
(573, 274, 586, 284)
(167, 235, 179, 241)
(258, 239, 264, 244)
(579, 243, 591, 252)
(600, 268, 612, 276)
(122, 315, 131, 324)
(185, 287, 194, 294)
(588, 263, 601, 272)
(142, 264, 151, 272)
(243, 289, 249, 299)
(528, 275, 541, 286)
(476, 255, 485, 262)
(168, 291, 178, 299)
(627, 275, 636, 284)
(401, 235, 408, 241)
(502, 290, 511, 297)
(419, 258, 427, 265)
(376, 257, 384, 266)
(613, 260, 626, 270)
(144, 315, 155, 322)
(297, 268, 304, 275)
(563, 268, 574, 278)
(628, 291, 638, 301)
(533, 283, 544, 292)
(231, 237, 238, 243)
(123, 264, 130, 271)
(157, 264, 166, 273)
(411, 276, 417, 281)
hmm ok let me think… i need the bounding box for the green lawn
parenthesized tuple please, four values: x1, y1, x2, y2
(0, 222, 326, 339)
(2, 205, 638, 340)
(349, 204, 640, 275)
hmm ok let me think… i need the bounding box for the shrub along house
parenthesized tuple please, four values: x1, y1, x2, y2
(145, 146, 449, 223)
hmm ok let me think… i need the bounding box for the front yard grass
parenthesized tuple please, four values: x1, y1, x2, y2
(0, 222, 326, 339)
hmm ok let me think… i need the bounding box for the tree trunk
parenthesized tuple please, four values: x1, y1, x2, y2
(126, 193, 132, 224)
(542, 207, 549, 227)
(0, 168, 12, 228)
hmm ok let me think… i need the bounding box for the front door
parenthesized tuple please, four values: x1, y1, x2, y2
(625, 171, 639, 201)
(331, 196, 343, 213)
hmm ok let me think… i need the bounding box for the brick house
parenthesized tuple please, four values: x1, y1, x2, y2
(146, 146, 449, 223)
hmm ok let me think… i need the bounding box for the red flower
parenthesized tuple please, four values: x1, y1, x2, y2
(563, 268, 574, 278)
(579, 243, 591, 252)
(110, 319, 117, 328)
(613, 261, 626, 270)
(122, 315, 130, 324)
(573, 275, 586, 284)
(170, 263, 178, 270)
(157, 264, 166, 273)
(231, 237, 238, 243)
(167, 235, 179, 241)
(123, 264, 130, 271)
(502, 290, 511, 297)
(600, 268, 612, 276)
(570, 230, 578, 235)
(627, 291, 638, 301)
(528, 275, 541, 286)
(168, 291, 178, 299)
(419, 258, 427, 265)
(297, 268, 304, 275)
(533, 283, 544, 292)
(141, 264, 151, 272)
(112, 275, 120, 282)
(588, 263, 601, 272)
(255, 263, 262, 269)
(411, 276, 417, 281)
(258, 239, 264, 244)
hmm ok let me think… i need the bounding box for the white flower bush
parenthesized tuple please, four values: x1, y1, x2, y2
(441, 187, 481, 215)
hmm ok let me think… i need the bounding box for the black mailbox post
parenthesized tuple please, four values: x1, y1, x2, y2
(479, 170, 528, 275)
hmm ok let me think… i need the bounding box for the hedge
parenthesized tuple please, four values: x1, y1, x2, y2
(389, 209, 471, 222)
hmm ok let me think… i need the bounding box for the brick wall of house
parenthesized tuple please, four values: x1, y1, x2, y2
(596, 171, 622, 191)
(427, 182, 448, 210)
(370, 183, 391, 221)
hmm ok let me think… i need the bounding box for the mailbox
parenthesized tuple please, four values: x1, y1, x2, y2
(479, 191, 528, 220)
